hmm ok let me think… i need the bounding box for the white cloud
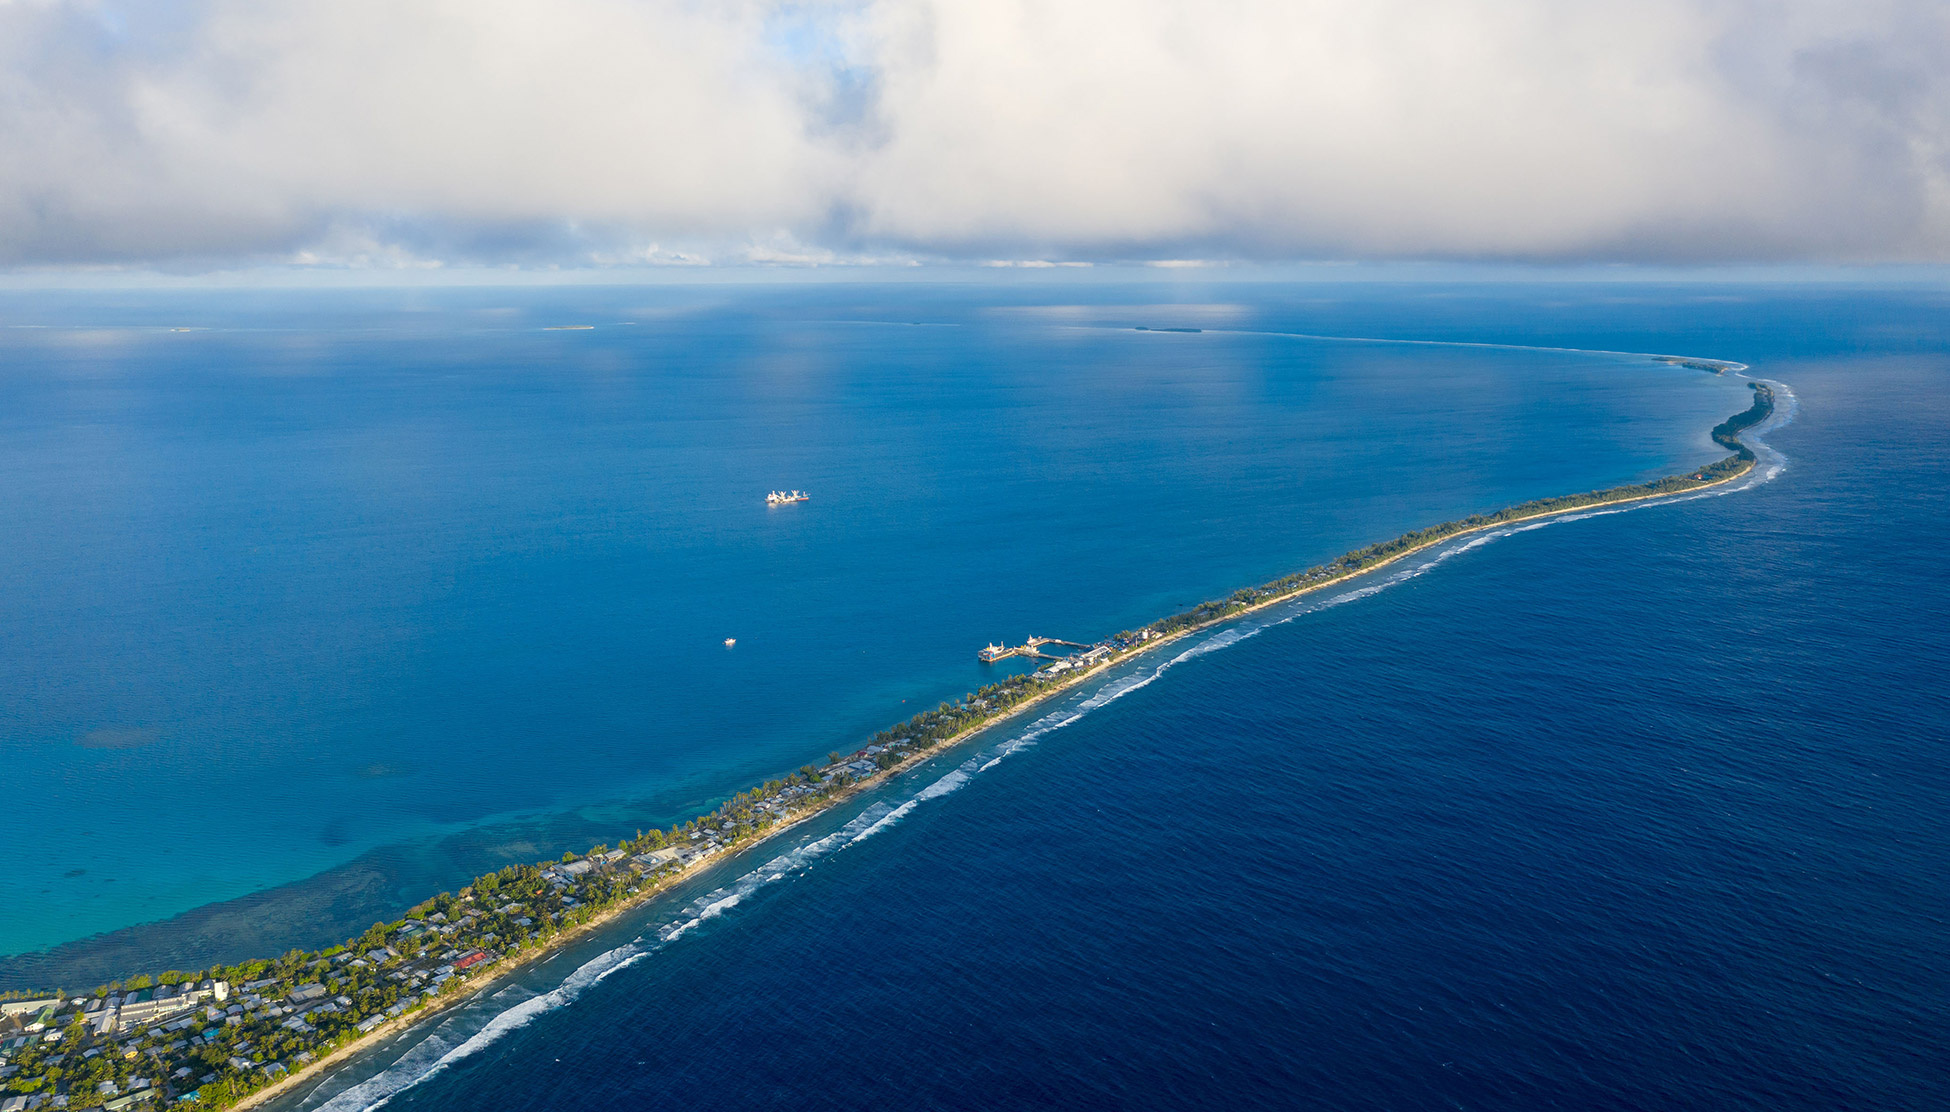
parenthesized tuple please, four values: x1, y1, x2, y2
(1, 0, 1947, 267)
(0, 0, 836, 263)
(846, 0, 1950, 261)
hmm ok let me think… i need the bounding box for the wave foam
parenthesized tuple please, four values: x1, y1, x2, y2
(301, 369, 1797, 1112)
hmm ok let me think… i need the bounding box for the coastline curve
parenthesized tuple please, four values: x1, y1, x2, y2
(262, 362, 1797, 1112)
(1, 348, 1792, 1112)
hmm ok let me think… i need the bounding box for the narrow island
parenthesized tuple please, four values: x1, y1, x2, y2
(0, 377, 1777, 1112)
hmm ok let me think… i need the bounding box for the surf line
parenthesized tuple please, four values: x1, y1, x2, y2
(310, 595, 1315, 1112)
(304, 720, 1076, 1112)
(294, 368, 1793, 1112)
(42, 357, 1786, 1112)
(1126, 320, 1756, 374)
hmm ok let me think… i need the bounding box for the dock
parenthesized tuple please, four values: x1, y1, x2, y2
(978, 636, 1088, 663)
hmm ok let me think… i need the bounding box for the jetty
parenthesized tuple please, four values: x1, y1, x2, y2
(979, 636, 1088, 663)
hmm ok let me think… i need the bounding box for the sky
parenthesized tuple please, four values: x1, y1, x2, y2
(2, 0, 1947, 273)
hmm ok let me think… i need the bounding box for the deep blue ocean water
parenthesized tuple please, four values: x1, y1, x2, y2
(7, 280, 1949, 1108)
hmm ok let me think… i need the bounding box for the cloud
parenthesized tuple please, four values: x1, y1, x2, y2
(0, 0, 834, 264)
(1, 0, 1947, 268)
(849, 0, 1950, 262)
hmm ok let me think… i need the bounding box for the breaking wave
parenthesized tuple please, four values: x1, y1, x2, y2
(300, 362, 1795, 1112)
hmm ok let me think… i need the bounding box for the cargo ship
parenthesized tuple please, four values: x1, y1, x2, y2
(767, 490, 810, 505)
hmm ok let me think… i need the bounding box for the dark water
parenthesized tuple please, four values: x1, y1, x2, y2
(243, 283, 1947, 1112)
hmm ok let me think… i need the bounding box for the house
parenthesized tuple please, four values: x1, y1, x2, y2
(639, 844, 701, 868)
(286, 984, 327, 1005)
(118, 994, 197, 1028)
(558, 859, 594, 877)
(0, 1000, 56, 1020)
(89, 1007, 120, 1037)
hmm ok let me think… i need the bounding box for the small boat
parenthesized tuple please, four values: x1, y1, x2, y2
(723, 638, 737, 648)
(766, 490, 810, 505)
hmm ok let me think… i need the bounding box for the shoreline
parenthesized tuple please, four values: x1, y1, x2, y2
(227, 384, 1784, 1112)
(229, 669, 1108, 1112)
(4, 376, 1779, 1112)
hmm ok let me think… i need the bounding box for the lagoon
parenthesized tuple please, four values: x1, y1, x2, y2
(0, 283, 1755, 978)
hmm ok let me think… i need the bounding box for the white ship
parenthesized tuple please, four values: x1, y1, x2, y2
(767, 489, 810, 505)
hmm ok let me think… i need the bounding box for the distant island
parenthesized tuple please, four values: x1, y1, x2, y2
(0, 373, 1776, 1112)
(1654, 355, 1738, 374)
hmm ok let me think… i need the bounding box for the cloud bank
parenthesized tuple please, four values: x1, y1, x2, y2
(2, 0, 1947, 268)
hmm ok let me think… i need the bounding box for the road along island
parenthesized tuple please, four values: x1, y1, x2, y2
(0, 375, 1777, 1112)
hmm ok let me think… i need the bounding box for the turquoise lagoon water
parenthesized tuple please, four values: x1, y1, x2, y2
(0, 284, 1754, 978)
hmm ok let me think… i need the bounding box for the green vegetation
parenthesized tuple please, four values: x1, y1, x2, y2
(1142, 382, 1772, 637)
(0, 768, 874, 1110)
(0, 378, 1773, 1112)
(1655, 356, 1738, 374)
(1712, 383, 1773, 457)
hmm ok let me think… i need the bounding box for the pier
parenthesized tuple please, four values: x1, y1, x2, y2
(979, 636, 1089, 663)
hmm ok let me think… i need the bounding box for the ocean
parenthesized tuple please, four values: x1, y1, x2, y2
(4, 280, 1947, 1108)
